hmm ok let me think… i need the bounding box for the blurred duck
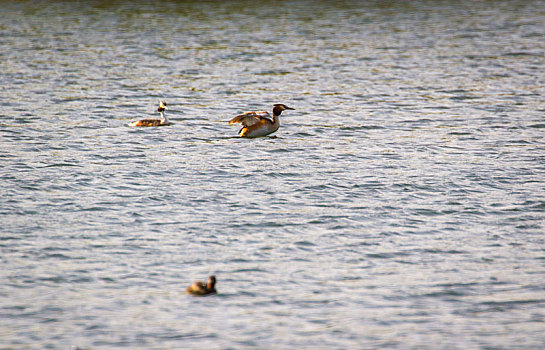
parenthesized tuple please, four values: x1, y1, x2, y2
(229, 104, 295, 137)
(186, 275, 217, 296)
(129, 101, 170, 127)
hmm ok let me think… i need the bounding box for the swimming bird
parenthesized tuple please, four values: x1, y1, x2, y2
(229, 104, 295, 137)
(128, 101, 170, 127)
(186, 275, 217, 296)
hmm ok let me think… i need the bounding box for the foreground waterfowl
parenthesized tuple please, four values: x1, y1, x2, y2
(128, 101, 170, 127)
(186, 275, 217, 296)
(229, 104, 295, 137)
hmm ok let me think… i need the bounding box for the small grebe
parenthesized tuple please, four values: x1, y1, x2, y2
(229, 104, 295, 137)
(128, 101, 170, 127)
(186, 275, 217, 296)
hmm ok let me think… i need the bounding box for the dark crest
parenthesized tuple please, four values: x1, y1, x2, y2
(272, 104, 285, 116)
(272, 104, 294, 116)
(158, 101, 167, 112)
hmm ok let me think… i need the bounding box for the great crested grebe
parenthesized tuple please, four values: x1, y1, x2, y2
(186, 275, 217, 296)
(229, 104, 295, 137)
(128, 101, 170, 127)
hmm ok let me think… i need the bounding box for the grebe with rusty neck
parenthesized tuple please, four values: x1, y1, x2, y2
(229, 104, 295, 138)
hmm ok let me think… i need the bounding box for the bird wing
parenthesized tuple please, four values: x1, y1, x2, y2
(186, 281, 206, 294)
(229, 111, 271, 127)
(129, 119, 162, 127)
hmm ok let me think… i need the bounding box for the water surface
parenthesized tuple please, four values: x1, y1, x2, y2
(1, 1, 544, 348)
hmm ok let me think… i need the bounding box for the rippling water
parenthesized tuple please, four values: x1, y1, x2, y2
(1, 0, 544, 348)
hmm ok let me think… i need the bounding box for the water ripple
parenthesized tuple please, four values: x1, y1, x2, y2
(1, 0, 545, 349)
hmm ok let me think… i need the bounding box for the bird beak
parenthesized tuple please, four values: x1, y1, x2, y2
(286, 106, 295, 110)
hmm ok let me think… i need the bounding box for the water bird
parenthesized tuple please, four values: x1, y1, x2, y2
(229, 104, 295, 137)
(186, 275, 217, 296)
(128, 101, 170, 127)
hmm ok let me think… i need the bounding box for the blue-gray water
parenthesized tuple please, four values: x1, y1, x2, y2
(1, 1, 544, 348)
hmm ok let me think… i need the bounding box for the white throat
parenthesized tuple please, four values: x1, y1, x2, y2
(159, 110, 168, 124)
(272, 114, 280, 130)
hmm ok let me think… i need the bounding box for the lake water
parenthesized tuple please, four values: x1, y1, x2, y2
(1, 0, 544, 348)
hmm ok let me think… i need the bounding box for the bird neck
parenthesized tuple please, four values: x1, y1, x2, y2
(272, 114, 280, 126)
(159, 110, 168, 123)
(272, 106, 284, 126)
